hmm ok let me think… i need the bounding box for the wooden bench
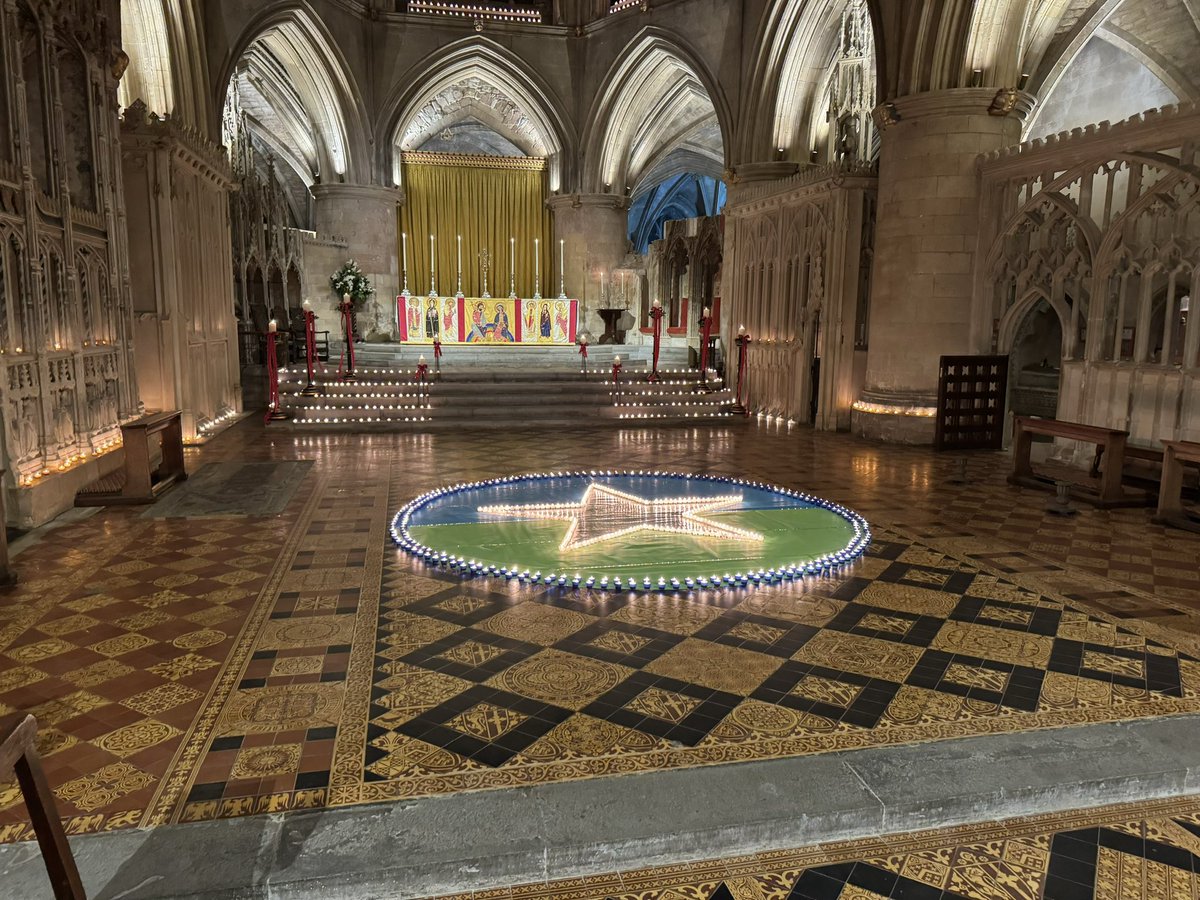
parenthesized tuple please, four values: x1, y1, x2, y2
(1154, 440, 1200, 533)
(76, 411, 186, 506)
(1009, 415, 1152, 508)
(1, 714, 86, 898)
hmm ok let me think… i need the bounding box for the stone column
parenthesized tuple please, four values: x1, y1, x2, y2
(311, 183, 402, 337)
(547, 194, 629, 341)
(853, 88, 1034, 442)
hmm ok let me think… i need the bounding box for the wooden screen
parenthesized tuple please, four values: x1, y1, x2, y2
(934, 355, 1009, 451)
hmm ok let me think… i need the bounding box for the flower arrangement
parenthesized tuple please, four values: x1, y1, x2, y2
(330, 259, 374, 305)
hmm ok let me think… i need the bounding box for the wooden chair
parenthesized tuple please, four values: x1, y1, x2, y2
(0, 714, 86, 899)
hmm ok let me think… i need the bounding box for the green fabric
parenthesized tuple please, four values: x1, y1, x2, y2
(408, 507, 853, 581)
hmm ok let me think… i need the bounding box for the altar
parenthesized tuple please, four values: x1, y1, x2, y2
(398, 295, 579, 345)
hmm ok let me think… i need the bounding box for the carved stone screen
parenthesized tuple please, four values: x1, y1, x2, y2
(934, 355, 1009, 451)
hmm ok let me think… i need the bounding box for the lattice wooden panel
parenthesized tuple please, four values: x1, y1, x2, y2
(935, 355, 1009, 451)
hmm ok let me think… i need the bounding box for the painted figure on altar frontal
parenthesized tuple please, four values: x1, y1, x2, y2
(492, 303, 515, 342)
(425, 298, 440, 338)
(443, 297, 458, 340)
(554, 301, 569, 342)
(524, 302, 535, 335)
(407, 299, 420, 336)
(467, 301, 488, 342)
(540, 301, 552, 338)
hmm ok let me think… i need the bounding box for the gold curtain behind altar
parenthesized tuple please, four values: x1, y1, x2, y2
(399, 152, 554, 299)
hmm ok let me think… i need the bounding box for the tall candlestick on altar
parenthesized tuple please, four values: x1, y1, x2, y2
(456, 235, 462, 295)
(429, 235, 436, 296)
(558, 238, 566, 298)
(533, 238, 541, 299)
(509, 237, 516, 298)
(401, 232, 409, 293)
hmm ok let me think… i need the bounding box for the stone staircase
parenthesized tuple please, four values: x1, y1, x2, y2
(275, 343, 739, 430)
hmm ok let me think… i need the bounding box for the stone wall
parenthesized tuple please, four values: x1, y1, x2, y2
(975, 102, 1200, 456)
(722, 162, 876, 429)
(0, 0, 141, 527)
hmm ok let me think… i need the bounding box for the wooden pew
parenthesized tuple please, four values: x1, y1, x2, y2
(1154, 440, 1200, 533)
(0, 714, 86, 898)
(1009, 415, 1152, 508)
(76, 410, 187, 506)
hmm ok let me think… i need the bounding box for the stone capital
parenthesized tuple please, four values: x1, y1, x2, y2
(872, 88, 1037, 131)
(731, 161, 800, 183)
(311, 183, 405, 206)
(545, 193, 629, 212)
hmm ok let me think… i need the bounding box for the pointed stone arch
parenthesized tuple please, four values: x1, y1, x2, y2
(377, 37, 574, 191)
(218, 2, 370, 184)
(582, 28, 731, 196)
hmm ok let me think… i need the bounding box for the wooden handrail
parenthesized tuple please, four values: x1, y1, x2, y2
(0, 714, 86, 898)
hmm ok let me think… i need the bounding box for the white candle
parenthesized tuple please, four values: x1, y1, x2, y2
(429, 235, 436, 294)
(703, 306, 711, 318)
(342, 292, 350, 304)
(419, 355, 426, 364)
(653, 298, 662, 309)
(457, 235, 462, 283)
(268, 319, 277, 332)
(510, 236, 515, 279)
(534, 238, 539, 292)
(401, 232, 408, 276)
(614, 355, 621, 365)
(738, 324, 746, 335)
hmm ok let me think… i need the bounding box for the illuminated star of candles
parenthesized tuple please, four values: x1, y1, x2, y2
(477, 483, 764, 551)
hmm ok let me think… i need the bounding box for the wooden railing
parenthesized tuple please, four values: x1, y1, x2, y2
(1, 714, 86, 898)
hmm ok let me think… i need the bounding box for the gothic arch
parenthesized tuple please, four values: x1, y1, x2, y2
(218, 2, 370, 184)
(118, 0, 210, 128)
(378, 38, 574, 191)
(582, 28, 731, 196)
(740, 0, 850, 163)
(997, 287, 1071, 355)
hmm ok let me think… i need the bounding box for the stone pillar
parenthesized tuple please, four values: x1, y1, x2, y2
(853, 88, 1034, 442)
(547, 194, 630, 341)
(311, 184, 402, 337)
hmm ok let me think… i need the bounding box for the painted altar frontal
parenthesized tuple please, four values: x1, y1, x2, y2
(398, 295, 578, 345)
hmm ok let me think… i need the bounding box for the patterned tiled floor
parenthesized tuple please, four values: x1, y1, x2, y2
(426, 795, 1200, 900)
(0, 421, 1198, 843)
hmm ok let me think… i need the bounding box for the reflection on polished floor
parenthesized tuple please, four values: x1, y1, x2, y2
(1, 421, 1199, 848)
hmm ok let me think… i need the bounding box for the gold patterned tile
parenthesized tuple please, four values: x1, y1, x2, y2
(216, 683, 345, 736)
(626, 687, 701, 723)
(489, 649, 631, 710)
(611, 597, 725, 635)
(855, 582, 960, 617)
(479, 601, 594, 645)
(123, 683, 203, 716)
(54, 763, 156, 813)
(447, 702, 527, 740)
(256, 615, 355, 650)
(90, 633, 157, 657)
(7, 637, 74, 663)
(270, 655, 326, 677)
(374, 667, 470, 725)
(588, 630, 651, 654)
(793, 631, 924, 680)
(230, 743, 303, 779)
(96, 720, 182, 758)
(727, 621, 788, 644)
(931, 622, 1053, 668)
(439, 640, 506, 667)
(858, 613, 914, 635)
(944, 663, 1009, 692)
(1084, 650, 1146, 679)
(790, 675, 863, 708)
(644, 639, 782, 695)
(149, 653, 220, 680)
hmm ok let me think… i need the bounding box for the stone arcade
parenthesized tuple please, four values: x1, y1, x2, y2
(0, 1, 1199, 899)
